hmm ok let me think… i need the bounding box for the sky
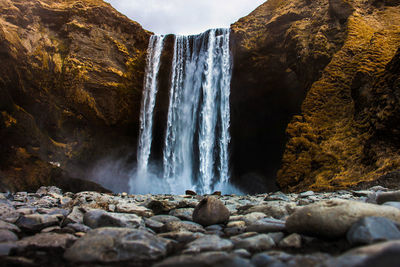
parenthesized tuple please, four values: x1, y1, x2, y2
(105, 0, 266, 35)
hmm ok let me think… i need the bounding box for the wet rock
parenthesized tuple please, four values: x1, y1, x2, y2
(83, 209, 143, 229)
(184, 235, 233, 253)
(278, 233, 302, 248)
(0, 220, 21, 233)
(234, 234, 275, 252)
(192, 196, 230, 226)
(169, 208, 194, 221)
(246, 217, 286, 233)
(286, 199, 400, 238)
(16, 214, 60, 232)
(154, 251, 250, 267)
(163, 220, 205, 233)
(64, 227, 170, 263)
(0, 203, 20, 223)
(347, 217, 400, 245)
(0, 229, 18, 242)
(377, 191, 400, 204)
(115, 202, 154, 217)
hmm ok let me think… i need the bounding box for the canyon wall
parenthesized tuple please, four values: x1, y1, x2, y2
(0, 0, 150, 192)
(231, 0, 400, 192)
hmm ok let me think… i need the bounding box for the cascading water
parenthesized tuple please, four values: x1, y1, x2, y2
(130, 35, 165, 193)
(131, 29, 238, 195)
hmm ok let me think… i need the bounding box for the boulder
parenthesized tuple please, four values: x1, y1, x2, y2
(192, 197, 230, 226)
(286, 200, 400, 238)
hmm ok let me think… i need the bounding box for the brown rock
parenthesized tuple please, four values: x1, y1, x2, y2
(192, 197, 230, 226)
(286, 199, 400, 238)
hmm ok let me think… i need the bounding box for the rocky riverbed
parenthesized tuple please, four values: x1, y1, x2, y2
(2, 186, 400, 266)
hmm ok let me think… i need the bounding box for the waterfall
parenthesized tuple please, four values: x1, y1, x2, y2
(132, 29, 235, 195)
(131, 35, 164, 193)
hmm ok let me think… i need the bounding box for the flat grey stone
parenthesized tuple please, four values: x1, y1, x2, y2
(347, 217, 400, 245)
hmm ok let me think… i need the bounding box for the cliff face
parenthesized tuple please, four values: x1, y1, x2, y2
(231, 0, 400, 192)
(0, 0, 150, 192)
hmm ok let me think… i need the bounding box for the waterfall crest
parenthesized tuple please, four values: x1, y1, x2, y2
(132, 29, 236, 195)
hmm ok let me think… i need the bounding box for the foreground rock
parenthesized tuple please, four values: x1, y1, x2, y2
(286, 199, 400, 238)
(64, 227, 170, 263)
(192, 196, 230, 226)
(2, 186, 400, 266)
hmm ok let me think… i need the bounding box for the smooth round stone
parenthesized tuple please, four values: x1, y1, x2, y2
(286, 199, 400, 238)
(192, 197, 230, 226)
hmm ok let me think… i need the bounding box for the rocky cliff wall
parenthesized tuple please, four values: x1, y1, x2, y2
(0, 0, 150, 192)
(231, 0, 400, 192)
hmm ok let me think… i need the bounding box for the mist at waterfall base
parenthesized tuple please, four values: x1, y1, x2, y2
(129, 29, 243, 195)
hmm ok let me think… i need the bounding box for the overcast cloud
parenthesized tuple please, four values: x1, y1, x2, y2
(105, 0, 266, 35)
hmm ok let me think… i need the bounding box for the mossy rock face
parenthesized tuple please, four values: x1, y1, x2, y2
(231, 0, 400, 192)
(276, 2, 400, 192)
(0, 0, 151, 192)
